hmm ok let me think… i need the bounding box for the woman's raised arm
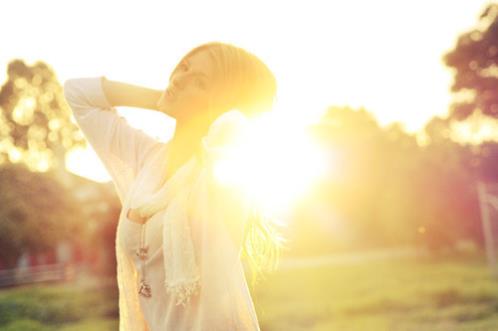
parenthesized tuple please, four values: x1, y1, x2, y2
(101, 76, 163, 111)
(63, 76, 162, 205)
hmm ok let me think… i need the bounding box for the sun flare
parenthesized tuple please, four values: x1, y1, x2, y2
(212, 112, 328, 217)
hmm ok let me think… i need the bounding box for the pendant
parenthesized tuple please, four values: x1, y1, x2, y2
(139, 279, 152, 297)
(135, 246, 149, 260)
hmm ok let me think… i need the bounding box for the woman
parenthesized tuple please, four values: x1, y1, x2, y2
(63, 42, 283, 331)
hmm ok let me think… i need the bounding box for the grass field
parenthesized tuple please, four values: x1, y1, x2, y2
(1, 252, 497, 331)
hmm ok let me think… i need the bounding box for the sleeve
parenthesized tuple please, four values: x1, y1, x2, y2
(63, 76, 160, 205)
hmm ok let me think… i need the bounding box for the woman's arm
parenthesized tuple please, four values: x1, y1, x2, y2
(101, 76, 163, 111)
(63, 76, 162, 205)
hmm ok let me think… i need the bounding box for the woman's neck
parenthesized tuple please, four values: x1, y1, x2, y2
(169, 114, 212, 162)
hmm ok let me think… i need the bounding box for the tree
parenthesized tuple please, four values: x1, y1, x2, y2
(0, 163, 85, 268)
(444, 4, 498, 121)
(0, 59, 85, 172)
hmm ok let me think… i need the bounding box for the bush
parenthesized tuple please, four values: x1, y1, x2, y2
(0, 283, 118, 327)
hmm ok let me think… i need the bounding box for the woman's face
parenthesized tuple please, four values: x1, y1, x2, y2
(157, 50, 215, 121)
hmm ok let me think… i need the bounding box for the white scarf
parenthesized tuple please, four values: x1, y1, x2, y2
(126, 110, 249, 307)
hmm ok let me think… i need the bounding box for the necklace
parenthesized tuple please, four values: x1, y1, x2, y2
(129, 208, 152, 298)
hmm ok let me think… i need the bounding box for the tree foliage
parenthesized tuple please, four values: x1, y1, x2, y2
(444, 4, 498, 121)
(0, 163, 86, 268)
(0, 59, 85, 171)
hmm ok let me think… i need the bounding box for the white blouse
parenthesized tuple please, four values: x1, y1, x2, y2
(63, 77, 260, 331)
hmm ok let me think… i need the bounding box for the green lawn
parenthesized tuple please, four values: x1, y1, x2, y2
(1, 253, 498, 331)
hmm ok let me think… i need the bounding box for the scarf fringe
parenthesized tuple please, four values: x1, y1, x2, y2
(165, 276, 201, 307)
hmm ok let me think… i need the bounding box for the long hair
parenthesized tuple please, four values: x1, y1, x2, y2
(175, 42, 286, 287)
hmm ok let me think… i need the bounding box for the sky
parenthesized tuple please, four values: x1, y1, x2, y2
(0, 0, 491, 181)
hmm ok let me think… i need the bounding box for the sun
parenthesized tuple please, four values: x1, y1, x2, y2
(211, 111, 329, 218)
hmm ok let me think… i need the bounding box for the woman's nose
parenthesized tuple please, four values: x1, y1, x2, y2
(171, 79, 182, 91)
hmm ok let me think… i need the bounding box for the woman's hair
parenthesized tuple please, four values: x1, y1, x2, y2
(171, 41, 277, 121)
(242, 204, 288, 287)
(176, 42, 285, 286)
